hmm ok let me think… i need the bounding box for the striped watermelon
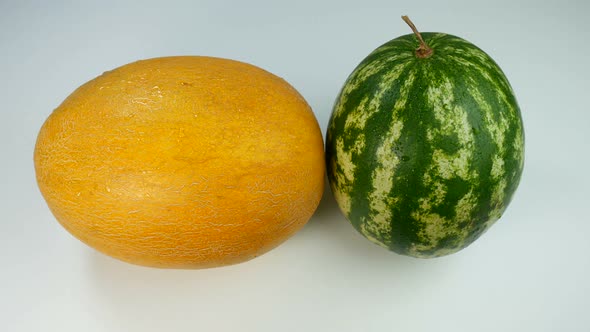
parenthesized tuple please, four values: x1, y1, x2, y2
(326, 17, 524, 258)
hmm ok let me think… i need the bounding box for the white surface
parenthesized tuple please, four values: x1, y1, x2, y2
(2, 1, 589, 331)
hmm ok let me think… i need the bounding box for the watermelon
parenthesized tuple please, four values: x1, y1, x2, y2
(325, 16, 524, 258)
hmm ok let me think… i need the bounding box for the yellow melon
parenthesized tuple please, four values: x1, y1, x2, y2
(34, 56, 325, 269)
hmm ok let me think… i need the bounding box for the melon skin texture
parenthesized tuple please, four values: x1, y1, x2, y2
(326, 33, 524, 258)
(35, 56, 325, 269)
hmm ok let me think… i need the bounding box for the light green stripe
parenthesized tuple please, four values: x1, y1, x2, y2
(332, 137, 355, 216)
(410, 76, 478, 254)
(343, 62, 410, 133)
(468, 85, 508, 153)
(359, 69, 416, 247)
(513, 124, 525, 169)
(448, 52, 513, 115)
(333, 49, 414, 119)
(467, 84, 510, 214)
(426, 78, 477, 181)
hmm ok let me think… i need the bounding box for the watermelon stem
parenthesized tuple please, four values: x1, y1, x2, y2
(401, 15, 433, 58)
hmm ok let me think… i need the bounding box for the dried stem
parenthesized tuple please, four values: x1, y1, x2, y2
(402, 15, 433, 58)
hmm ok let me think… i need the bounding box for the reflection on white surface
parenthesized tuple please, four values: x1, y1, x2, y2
(84, 184, 453, 331)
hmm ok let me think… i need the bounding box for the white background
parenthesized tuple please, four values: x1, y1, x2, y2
(2, 1, 589, 331)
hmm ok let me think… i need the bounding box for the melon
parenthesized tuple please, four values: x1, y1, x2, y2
(35, 56, 325, 268)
